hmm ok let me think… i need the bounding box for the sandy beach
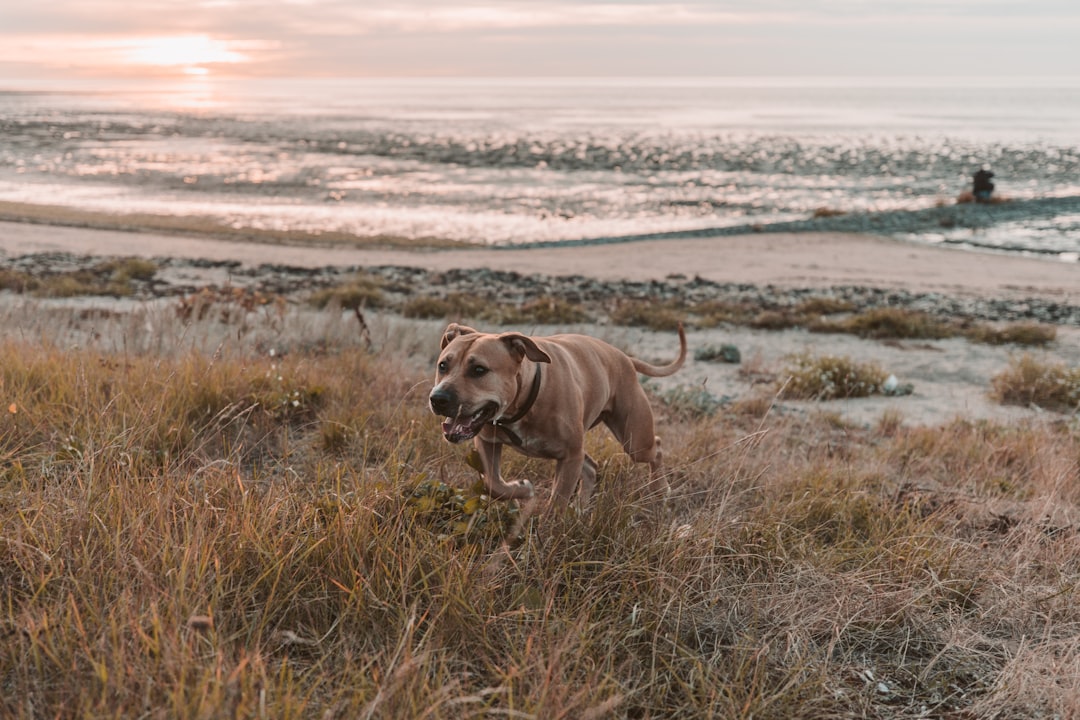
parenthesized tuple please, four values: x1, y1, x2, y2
(2, 220, 1078, 302)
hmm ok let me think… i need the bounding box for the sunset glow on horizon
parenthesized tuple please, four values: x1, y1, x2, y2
(0, 1, 1076, 85)
(0, 32, 275, 81)
(118, 35, 255, 76)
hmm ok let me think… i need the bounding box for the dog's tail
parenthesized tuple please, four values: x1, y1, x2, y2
(632, 323, 687, 377)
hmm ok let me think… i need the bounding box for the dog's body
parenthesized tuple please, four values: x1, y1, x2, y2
(429, 323, 686, 509)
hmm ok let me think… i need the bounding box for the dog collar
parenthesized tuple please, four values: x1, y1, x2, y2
(491, 364, 542, 447)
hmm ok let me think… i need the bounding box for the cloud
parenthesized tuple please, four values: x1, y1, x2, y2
(349, 3, 789, 32)
(0, 0, 1077, 79)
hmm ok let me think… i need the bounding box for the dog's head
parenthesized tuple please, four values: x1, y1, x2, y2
(428, 323, 551, 443)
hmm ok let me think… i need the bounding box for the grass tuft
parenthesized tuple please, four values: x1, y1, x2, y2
(610, 299, 685, 331)
(308, 272, 386, 310)
(966, 321, 1057, 346)
(0, 258, 160, 298)
(810, 307, 957, 340)
(781, 352, 890, 400)
(990, 354, 1080, 412)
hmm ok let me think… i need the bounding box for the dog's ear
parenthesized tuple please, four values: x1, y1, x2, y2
(499, 333, 551, 364)
(441, 323, 477, 349)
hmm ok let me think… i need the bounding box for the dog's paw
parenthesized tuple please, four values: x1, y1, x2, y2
(517, 479, 534, 498)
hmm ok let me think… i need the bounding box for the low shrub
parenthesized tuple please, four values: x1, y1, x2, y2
(990, 354, 1080, 412)
(483, 296, 590, 325)
(309, 272, 386, 310)
(966, 322, 1057, 346)
(781, 352, 890, 400)
(610, 299, 685, 331)
(657, 383, 726, 419)
(811, 307, 957, 340)
(695, 343, 742, 364)
(794, 297, 856, 316)
(402, 292, 486, 319)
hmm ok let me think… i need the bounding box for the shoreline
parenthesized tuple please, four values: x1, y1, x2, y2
(1, 219, 1077, 304)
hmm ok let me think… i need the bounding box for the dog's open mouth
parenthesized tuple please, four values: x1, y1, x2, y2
(441, 402, 498, 443)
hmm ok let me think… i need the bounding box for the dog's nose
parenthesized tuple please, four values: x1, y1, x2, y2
(429, 387, 457, 416)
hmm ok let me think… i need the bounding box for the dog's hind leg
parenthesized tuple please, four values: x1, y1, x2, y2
(605, 390, 670, 500)
(641, 436, 670, 499)
(578, 454, 598, 506)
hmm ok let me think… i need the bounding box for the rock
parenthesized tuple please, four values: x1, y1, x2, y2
(881, 374, 915, 397)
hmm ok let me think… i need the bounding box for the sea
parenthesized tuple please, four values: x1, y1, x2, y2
(1, 76, 1079, 258)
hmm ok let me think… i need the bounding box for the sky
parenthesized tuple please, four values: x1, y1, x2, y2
(0, 0, 1078, 84)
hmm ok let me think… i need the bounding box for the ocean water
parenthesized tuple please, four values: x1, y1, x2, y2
(1, 76, 1078, 256)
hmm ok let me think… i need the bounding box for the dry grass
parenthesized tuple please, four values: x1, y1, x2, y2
(810, 308, 1056, 348)
(402, 292, 486, 320)
(0, 258, 159, 298)
(991, 354, 1080, 413)
(1, 301, 1080, 718)
(402, 294, 589, 326)
(810, 307, 958, 341)
(308, 272, 388, 310)
(610, 299, 686, 332)
(307, 283, 1053, 356)
(780, 352, 890, 400)
(966, 322, 1057, 347)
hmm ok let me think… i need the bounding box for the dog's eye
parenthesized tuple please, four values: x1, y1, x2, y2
(471, 365, 488, 377)
(437, 360, 448, 374)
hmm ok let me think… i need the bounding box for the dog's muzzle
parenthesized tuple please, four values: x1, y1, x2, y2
(428, 387, 457, 417)
(429, 387, 498, 444)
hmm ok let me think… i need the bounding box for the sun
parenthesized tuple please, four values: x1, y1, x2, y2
(118, 34, 251, 75)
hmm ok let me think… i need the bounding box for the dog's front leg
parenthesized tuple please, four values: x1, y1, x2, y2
(549, 447, 587, 510)
(475, 438, 534, 500)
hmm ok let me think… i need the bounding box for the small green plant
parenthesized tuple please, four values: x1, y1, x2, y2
(405, 474, 521, 541)
(658, 383, 725, 418)
(695, 343, 742, 364)
(990, 354, 1080, 412)
(781, 352, 890, 400)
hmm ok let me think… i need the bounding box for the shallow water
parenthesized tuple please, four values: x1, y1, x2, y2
(1, 77, 1078, 254)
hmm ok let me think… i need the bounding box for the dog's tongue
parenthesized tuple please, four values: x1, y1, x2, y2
(442, 417, 474, 444)
(441, 405, 495, 444)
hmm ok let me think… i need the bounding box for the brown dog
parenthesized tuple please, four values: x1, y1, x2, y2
(429, 323, 687, 509)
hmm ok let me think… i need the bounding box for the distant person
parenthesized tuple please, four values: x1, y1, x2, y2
(973, 169, 995, 203)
